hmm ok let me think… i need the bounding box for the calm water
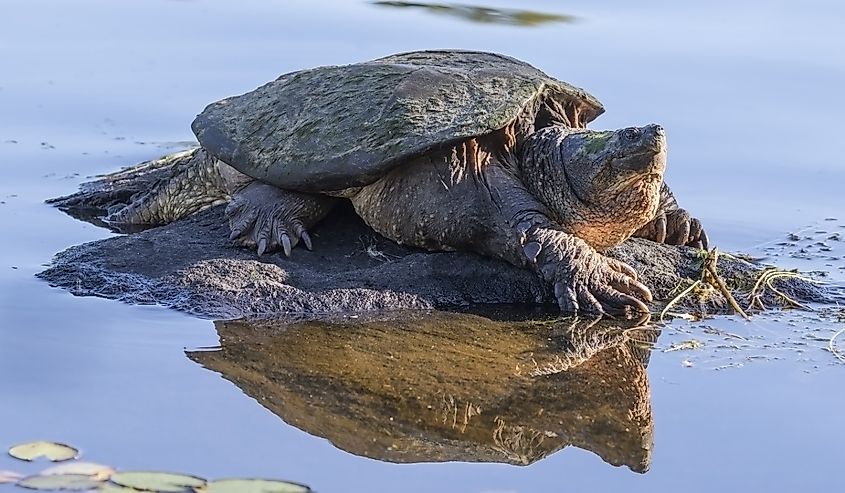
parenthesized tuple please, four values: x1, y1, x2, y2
(1, 0, 844, 491)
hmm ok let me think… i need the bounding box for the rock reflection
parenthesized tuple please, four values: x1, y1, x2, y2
(371, 2, 575, 27)
(187, 311, 658, 472)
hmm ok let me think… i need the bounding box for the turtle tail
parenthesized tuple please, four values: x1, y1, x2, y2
(106, 148, 230, 226)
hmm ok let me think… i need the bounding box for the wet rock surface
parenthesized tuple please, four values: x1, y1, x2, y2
(39, 151, 830, 319)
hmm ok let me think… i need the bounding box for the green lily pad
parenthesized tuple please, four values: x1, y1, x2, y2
(17, 473, 102, 491)
(40, 461, 115, 480)
(98, 483, 156, 492)
(109, 471, 206, 492)
(9, 441, 79, 462)
(1, 470, 24, 484)
(197, 478, 311, 493)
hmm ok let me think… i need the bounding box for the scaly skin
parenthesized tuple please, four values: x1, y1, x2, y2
(107, 149, 231, 225)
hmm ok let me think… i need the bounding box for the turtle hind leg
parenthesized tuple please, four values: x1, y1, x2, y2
(106, 148, 231, 227)
(226, 181, 336, 256)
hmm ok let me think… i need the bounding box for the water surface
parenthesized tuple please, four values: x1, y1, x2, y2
(1, 1, 844, 491)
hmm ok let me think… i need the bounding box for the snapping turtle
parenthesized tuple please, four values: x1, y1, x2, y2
(109, 50, 707, 316)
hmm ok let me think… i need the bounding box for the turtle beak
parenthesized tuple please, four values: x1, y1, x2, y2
(642, 124, 666, 154)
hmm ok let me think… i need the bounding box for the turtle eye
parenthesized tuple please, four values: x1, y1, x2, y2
(623, 127, 641, 141)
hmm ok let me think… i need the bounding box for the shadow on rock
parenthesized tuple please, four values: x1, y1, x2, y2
(187, 311, 658, 472)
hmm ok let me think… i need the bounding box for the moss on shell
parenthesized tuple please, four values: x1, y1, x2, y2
(192, 50, 603, 192)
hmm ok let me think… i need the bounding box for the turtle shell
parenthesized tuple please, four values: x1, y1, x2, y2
(192, 50, 604, 191)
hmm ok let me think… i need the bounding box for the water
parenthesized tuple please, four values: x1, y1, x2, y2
(1, 0, 843, 491)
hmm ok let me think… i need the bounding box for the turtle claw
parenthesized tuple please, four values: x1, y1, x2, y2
(653, 214, 667, 244)
(225, 181, 332, 257)
(227, 204, 257, 241)
(698, 229, 710, 250)
(301, 231, 313, 251)
(281, 234, 292, 257)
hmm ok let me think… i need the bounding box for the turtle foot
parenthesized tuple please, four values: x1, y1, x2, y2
(634, 208, 708, 250)
(226, 181, 334, 257)
(529, 230, 652, 317)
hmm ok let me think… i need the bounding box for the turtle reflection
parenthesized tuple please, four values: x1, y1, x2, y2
(371, 2, 575, 27)
(187, 312, 658, 472)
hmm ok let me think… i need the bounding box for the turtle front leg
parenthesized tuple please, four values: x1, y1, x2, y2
(633, 182, 708, 249)
(226, 181, 335, 256)
(485, 165, 652, 317)
(349, 149, 653, 316)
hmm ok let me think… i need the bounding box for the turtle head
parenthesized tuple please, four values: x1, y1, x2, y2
(559, 124, 666, 193)
(521, 124, 666, 250)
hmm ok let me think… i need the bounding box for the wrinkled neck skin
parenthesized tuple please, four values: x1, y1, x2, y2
(516, 127, 664, 251)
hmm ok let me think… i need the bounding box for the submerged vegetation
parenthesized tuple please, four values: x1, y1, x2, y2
(659, 247, 823, 322)
(371, 1, 575, 26)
